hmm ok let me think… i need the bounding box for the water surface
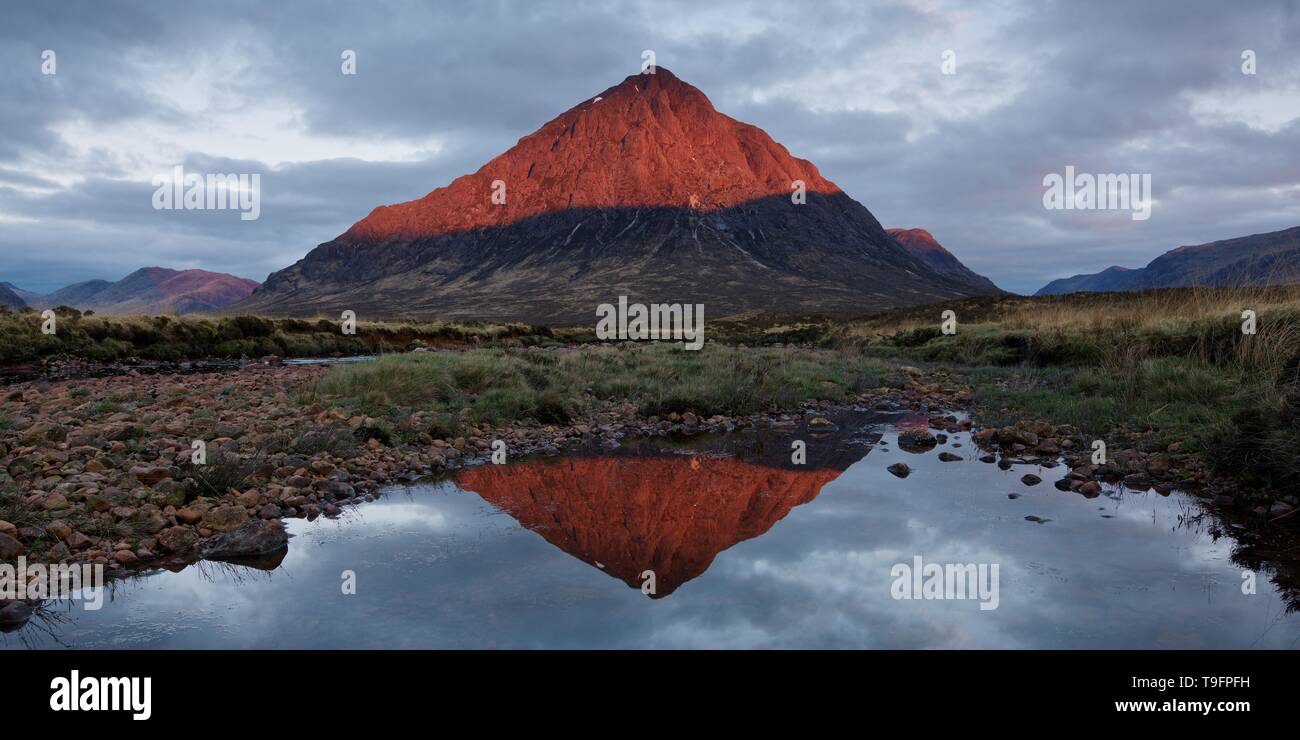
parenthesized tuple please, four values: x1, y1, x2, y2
(7, 412, 1299, 649)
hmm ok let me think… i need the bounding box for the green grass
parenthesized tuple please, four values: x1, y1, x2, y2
(309, 345, 891, 425)
(87, 399, 124, 415)
(965, 356, 1296, 493)
(0, 483, 41, 529)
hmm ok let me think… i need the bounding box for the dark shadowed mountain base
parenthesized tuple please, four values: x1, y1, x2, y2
(235, 193, 1001, 322)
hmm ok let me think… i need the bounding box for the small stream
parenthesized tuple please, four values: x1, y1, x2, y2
(5, 410, 1299, 649)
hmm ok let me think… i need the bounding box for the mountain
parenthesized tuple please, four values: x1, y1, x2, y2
(0, 283, 26, 309)
(234, 68, 1002, 322)
(886, 228, 1000, 293)
(1036, 225, 1300, 296)
(34, 280, 113, 309)
(6, 269, 258, 314)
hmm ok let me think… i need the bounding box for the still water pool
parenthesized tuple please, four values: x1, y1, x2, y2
(6, 412, 1299, 649)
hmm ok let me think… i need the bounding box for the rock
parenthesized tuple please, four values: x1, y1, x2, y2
(1146, 456, 1171, 477)
(20, 421, 67, 444)
(1007, 493, 1021, 499)
(0, 533, 24, 559)
(1024, 515, 1051, 523)
(258, 504, 282, 519)
(1019, 420, 1054, 437)
(41, 492, 70, 511)
(201, 504, 249, 533)
(199, 520, 289, 560)
(104, 423, 142, 441)
(998, 427, 1038, 447)
(175, 507, 203, 525)
(0, 520, 16, 538)
(65, 532, 93, 550)
(1078, 481, 1103, 496)
(128, 466, 171, 485)
(45, 520, 73, 541)
(897, 428, 937, 452)
(1053, 478, 1073, 491)
(157, 525, 199, 553)
(807, 417, 837, 432)
(886, 462, 911, 478)
(1020, 474, 1042, 486)
(937, 452, 962, 462)
(0, 600, 34, 626)
(314, 480, 355, 500)
(112, 549, 139, 565)
(978, 454, 996, 463)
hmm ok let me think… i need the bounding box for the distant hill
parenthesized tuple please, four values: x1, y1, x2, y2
(1037, 225, 1300, 295)
(4, 269, 259, 314)
(0, 283, 27, 309)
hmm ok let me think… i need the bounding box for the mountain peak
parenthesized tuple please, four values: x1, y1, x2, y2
(239, 68, 1002, 322)
(886, 228, 942, 252)
(341, 68, 839, 243)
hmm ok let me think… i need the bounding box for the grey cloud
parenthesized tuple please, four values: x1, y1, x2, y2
(1, 0, 1298, 295)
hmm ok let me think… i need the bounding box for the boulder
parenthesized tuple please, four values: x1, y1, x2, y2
(0, 533, 24, 559)
(157, 525, 199, 553)
(897, 428, 937, 452)
(198, 519, 289, 560)
(201, 504, 249, 533)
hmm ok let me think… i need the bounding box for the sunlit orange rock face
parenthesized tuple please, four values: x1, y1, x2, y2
(886, 228, 943, 256)
(454, 454, 845, 596)
(238, 68, 1002, 320)
(343, 68, 840, 243)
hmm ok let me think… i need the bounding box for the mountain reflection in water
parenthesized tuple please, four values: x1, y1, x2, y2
(454, 426, 877, 596)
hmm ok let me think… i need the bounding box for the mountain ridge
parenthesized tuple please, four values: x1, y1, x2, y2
(4, 268, 259, 315)
(234, 67, 1002, 322)
(1036, 225, 1300, 295)
(886, 228, 1000, 293)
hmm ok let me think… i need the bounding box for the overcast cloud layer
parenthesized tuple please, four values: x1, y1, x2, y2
(2, 0, 1298, 294)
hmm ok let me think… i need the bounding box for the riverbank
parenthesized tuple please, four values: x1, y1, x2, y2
(5, 282, 1299, 590)
(1, 340, 1261, 586)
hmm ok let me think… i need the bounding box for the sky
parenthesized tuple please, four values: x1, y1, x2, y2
(2, 0, 1298, 295)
